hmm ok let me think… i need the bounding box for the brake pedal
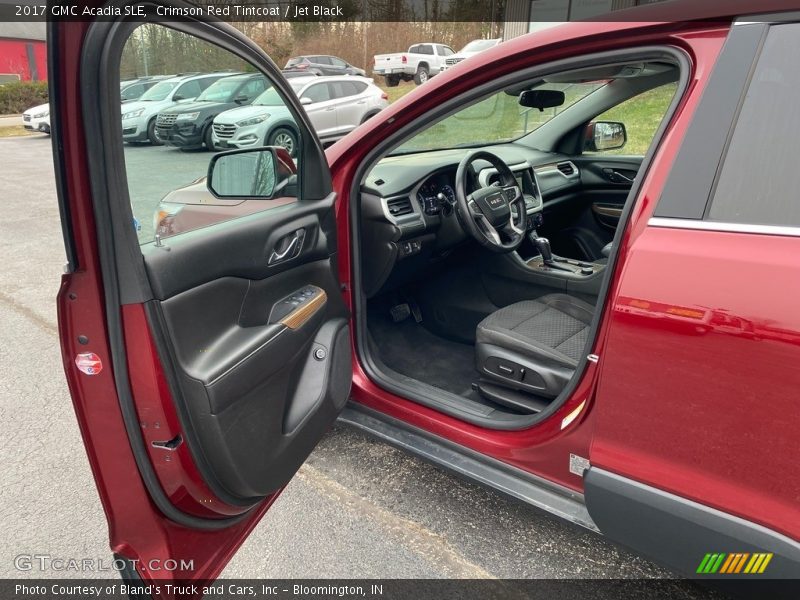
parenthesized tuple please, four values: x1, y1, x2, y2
(390, 303, 411, 322)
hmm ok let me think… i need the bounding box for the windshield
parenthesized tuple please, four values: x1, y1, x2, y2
(197, 78, 244, 102)
(139, 81, 177, 101)
(391, 81, 605, 155)
(253, 86, 286, 107)
(461, 39, 498, 53)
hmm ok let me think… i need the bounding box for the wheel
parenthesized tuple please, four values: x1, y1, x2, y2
(203, 126, 216, 151)
(413, 65, 429, 85)
(146, 118, 162, 146)
(268, 127, 298, 157)
(385, 75, 400, 87)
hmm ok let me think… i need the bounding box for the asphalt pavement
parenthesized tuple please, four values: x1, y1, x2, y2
(0, 134, 715, 594)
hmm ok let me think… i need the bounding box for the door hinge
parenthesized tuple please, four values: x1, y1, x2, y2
(569, 453, 590, 476)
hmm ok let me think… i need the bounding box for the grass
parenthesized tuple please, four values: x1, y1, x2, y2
(0, 125, 35, 138)
(375, 79, 678, 156)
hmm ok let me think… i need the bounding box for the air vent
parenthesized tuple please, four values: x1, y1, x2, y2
(386, 196, 413, 217)
(557, 162, 575, 176)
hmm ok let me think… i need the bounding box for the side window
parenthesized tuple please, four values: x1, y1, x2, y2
(119, 24, 301, 244)
(351, 81, 368, 94)
(409, 45, 420, 54)
(315, 56, 332, 65)
(707, 24, 800, 227)
(302, 82, 332, 103)
(330, 57, 347, 67)
(419, 45, 433, 55)
(331, 81, 360, 98)
(442, 46, 455, 56)
(121, 83, 143, 101)
(174, 80, 201, 100)
(584, 81, 678, 155)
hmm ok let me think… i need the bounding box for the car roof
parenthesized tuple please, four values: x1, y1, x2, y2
(291, 75, 372, 85)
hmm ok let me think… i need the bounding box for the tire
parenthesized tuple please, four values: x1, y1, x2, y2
(413, 65, 429, 85)
(385, 75, 400, 88)
(268, 127, 298, 157)
(203, 126, 216, 151)
(146, 118, 162, 146)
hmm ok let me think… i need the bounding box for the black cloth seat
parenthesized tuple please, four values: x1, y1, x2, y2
(475, 294, 594, 398)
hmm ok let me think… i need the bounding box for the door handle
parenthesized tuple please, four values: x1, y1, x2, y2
(269, 229, 305, 265)
(602, 168, 636, 184)
(325, 107, 335, 111)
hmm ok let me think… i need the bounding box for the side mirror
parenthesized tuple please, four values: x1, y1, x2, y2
(234, 94, 250, 105)
(207, 148, 280, 198)
(585, 121, 627, 152)
(300, 97, 313, 106)
(173, 94, 185, 101)
(519, 89, 565, 111)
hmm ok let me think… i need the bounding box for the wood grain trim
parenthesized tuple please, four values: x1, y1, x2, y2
(280, 289, 327, 330)
(592, 204, 623, 218)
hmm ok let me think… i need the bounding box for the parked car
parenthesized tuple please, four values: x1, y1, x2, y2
(155, 73, 268, 150)
(284, 55, 366, 77)
(50, 0, 800, 592)
(211, 76, 388, 155)
(119, 75, 171, 103)
(21, 102, 50, 134)
(121, 72, 228, 145)
(373, 43, 454, 86)
(442, 38, 501, 70)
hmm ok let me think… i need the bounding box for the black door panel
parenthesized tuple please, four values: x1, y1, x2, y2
(142, 197, 337, 300)
(145, 204, 351, 501)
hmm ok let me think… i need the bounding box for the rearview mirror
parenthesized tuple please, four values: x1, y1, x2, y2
(300, 97, 313, 106)
(519, 89, 565, 111)
(585, 121, 627, 151)
(207, 148, 279, 198)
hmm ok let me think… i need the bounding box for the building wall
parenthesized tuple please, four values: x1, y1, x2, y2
(0, 39, 47, 81)
(503, 0, 664, 40)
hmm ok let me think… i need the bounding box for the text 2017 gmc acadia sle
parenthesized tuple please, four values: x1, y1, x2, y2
(51, 0, 799, 596)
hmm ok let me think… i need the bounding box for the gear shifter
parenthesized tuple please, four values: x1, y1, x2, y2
(533, 237, 555, 265)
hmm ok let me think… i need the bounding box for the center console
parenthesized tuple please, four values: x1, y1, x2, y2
(526, 234, 605, 279)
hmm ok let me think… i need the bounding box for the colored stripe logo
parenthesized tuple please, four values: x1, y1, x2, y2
(696, 552, 773, 574)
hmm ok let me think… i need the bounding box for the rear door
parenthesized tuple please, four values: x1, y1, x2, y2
(53, 11, 351, 587)
(330, 81, 366, 134)
(584, 20, 800, 578)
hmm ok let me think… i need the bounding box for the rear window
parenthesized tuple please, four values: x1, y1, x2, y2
(707, 23, 800, 227)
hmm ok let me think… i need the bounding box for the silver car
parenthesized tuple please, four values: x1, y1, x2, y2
(212, 75, 389, 156)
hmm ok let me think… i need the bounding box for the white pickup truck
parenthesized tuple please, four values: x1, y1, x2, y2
(373, 43, 455, 86)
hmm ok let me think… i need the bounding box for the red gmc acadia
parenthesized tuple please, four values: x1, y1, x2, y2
(50, 0, 800, 595)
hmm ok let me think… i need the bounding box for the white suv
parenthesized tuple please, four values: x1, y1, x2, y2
(212, 76, 388, 156)
(121, 73, 227, 145)
(22, 102, 50, 134)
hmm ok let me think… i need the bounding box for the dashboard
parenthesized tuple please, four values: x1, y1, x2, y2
(358, 144, 583, 297)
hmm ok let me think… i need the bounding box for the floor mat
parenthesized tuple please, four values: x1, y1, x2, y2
(368, 309, 480, 397)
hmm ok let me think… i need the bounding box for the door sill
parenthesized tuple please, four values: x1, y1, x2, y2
(339, 403, 598, 532)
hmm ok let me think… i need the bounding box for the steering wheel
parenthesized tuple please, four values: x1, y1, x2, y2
(454, 150, 527, 253)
